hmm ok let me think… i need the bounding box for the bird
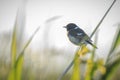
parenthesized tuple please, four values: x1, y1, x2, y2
(64, 23, 97, 48)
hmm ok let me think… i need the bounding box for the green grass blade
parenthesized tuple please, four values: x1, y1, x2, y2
(11, 21, 17, 68)
(106, 26, 120, 63)
(102, 55, 120, 80)
(11, 26, 40, 80)
(85, 60, 94, 80)
(13, 26, 40, 80)
(8, 16, 18, 80)
(16, 26, 40, 64)
(104, 26, 120, 80)
(15, 53, 24, 80)
(106, 59, 120, 80)
(8, 1, 27, 80)
(15, 26, 40, 67)
(85, 31, 99, 80)
(8, 68, 15, 80)
(91, 31, 99, 60)
(71, 52, 80, 80)
(109, 27, 120, 53)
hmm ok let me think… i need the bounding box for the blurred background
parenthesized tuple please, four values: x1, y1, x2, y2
(0, 0, 120, 80)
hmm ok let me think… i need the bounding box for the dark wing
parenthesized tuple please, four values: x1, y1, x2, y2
(69, 28, 92, 41)
(68, 29, 85, 39)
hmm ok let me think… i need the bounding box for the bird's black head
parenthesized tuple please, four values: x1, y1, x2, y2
(64, 23, 78, 31)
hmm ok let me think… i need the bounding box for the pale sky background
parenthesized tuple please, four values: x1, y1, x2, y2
(0, 0, 120, 60)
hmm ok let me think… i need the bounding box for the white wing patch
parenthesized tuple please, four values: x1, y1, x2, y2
(74, 27, 79, 29)
(77, 33, 83, 36)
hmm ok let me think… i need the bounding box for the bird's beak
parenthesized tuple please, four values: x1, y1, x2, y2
(63, 26, 67, 28)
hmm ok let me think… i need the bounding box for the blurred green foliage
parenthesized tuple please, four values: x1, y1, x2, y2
(0, 0, 120, 80)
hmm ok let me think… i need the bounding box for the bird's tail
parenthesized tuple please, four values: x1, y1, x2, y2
(86, 40, 97, 49)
